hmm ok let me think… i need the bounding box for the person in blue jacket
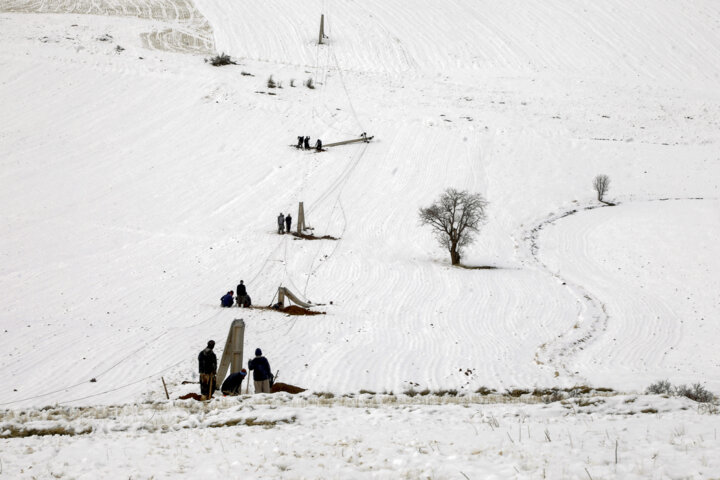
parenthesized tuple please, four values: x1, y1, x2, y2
(221, 369, 247, 395)
(220, 291, 234, 307)
(248, 348, 272, 393)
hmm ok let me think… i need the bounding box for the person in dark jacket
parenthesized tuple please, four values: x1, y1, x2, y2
(221, 291, 234, 307)
(296, 136, 303, 149)
(248, 348, 272, 394)
(277, 212, 285, 234)
(221, 369, 247, 395)
(198, 340, 217, 399)
(303, 136, 310, 150)
(236, 281, 251, 307)
(236, 280, 247, 298)
(285, 214, 292, 233)
(314, 139, 323, 151)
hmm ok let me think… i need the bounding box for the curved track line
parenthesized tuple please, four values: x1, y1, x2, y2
(524, 196, 710, 382)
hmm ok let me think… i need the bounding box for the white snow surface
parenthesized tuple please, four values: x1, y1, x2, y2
(1, 0, 720, 477)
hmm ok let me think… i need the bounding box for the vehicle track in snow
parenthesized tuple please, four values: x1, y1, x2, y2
(1, 0, 214, 53)
(525, 196, 711, 384)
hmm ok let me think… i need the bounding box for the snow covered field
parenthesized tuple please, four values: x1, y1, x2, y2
(1, 0, 720, 477)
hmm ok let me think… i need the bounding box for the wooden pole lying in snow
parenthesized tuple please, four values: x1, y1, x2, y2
(323, 133, 374, 148)
(161, 377, 169, 399)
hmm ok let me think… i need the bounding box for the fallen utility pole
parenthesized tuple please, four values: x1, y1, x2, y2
(323, 132, 374, 148)
(161, 377, 169, 400)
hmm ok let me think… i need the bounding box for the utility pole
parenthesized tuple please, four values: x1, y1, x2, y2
(297, 201, 305, 234)
(216, 318, 245, 387)
(318, 14, 325, 44)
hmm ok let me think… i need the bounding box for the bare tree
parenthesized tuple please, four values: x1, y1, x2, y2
(419, 188, 488, 265)
(593, 174, 610, 202)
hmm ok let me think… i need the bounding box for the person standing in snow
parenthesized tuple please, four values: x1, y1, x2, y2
(221, 369, 247, 395)
(236, 280, 247, 307)
(277, 213, 285, 234)
(314, 139, 323, 151)
(296, 136, 304, 149)
(285, 213, 292, 233)
(248, 348, 272, 394)
(198, 340, 217, 399)
(220, 291, 234, 307)
(303, 136, 310, 150)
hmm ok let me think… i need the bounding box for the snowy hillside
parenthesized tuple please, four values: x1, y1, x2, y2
(1, 0, 720, 477)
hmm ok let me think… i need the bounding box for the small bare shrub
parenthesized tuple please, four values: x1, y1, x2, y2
(475, 386, 496, 395)
(676, 383, 714, 403)
(207, 53, 236, 66)
(506, 388, 530, 397)
(593, 174, 611, 202)
(542, 391, 565, 403)
(646, 379, 673, 395)
(646, 380, 715, 403)
(436, 389, 458, 397)
(313, 391, 334, 399)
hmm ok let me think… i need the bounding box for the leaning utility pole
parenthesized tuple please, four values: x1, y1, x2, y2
(216, 318, 245, 388)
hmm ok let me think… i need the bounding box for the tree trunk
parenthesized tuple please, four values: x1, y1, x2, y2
(450, 248, 461, 265)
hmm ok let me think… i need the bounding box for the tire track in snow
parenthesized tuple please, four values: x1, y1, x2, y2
(526, 196, 710, 384)
(1, 0, 214, 53)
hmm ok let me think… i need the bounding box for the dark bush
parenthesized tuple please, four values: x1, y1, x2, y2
(207, 53, 237, 67)
(646, 380, 673, 395)
(676, 383, 715, 403)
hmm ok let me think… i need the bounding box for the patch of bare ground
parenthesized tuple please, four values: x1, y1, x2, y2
(1, 424, 92, 438)
(254, 305, 325, 316)
(290, 232, 338, 241)
(282, 305, 324, 316)
(271, 382, 306, 394)
(207, 416, 296, 429)
(178, 392, 203, 401)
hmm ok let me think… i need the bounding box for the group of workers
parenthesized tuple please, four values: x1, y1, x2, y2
(221, 280, 252, 308)
(198, 340, 273, 399)
(296, 135, 323, 151)
(277, 212, 292, 234)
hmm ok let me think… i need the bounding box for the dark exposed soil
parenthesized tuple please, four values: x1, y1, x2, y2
(282, 305, 325, 316)
(457, 265, 498, 270)
(178, 384, 305, 398)
(291, 232, 338, 241)
(255, 305, 325, 315)
(178, 393, 203, 401)
(271, 382, 307, 394)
